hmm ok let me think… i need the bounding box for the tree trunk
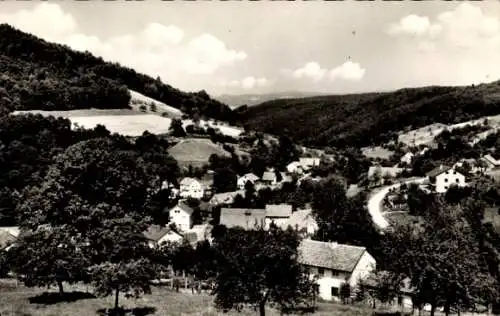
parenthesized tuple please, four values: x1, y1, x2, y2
(430, 303, 436, 316)
(114, 287, 120, 311)
(259, 301, 266, 316)
(57, 280, 64, 294)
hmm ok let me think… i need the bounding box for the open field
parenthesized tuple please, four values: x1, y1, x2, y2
(0, 280, 388, 316)
(361, 146, 394, 160)
(129, 90, 183, 118)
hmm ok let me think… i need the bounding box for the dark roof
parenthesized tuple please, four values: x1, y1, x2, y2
(425, 165, 452, 178)
(298, 239, 367, 272)
(220, 208, 266, 230)
(143, 225, 171, 242)
(265, 204, 292, 218)
(170, 201, 194, 215)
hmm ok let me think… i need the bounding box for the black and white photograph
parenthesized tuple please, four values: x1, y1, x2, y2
(0, 1, 500, 315)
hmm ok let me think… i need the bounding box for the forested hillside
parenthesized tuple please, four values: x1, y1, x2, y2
(238, 82, 500, 148)
(0, 24, 235, 122)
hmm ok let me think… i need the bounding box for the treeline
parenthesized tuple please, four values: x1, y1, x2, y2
(0, 113, 179, 226)
(238, 82, 500, 148)
(0, 24, 235, 121)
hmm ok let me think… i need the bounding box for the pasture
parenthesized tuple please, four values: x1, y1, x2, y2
(0, 279, 385, 316)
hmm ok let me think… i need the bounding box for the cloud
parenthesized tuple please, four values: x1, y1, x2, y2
(292, 62, 327, 82)
(329, 61, 366, 81)
(387, 14, 442, 38)
(0, 3, 247, 91)
(387, 3, 500, 50)
(221, 76, 271, 90)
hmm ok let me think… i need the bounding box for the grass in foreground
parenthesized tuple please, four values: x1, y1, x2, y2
(0, 280, 381, 316)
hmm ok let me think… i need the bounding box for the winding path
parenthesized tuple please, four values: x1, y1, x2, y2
(367, 177, 426, 230)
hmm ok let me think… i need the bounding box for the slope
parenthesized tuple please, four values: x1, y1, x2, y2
(0, 24, 235, 122)
(238, 82, 500, 148)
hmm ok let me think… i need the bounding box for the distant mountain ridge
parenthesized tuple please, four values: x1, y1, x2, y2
(238, 82, 500, 148)
(217, 92, 328, 109)
(0, 24, 235, 122)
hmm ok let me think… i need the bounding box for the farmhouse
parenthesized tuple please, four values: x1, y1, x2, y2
(168, 201, 194, 231)
(179, 177, 205, 199)
(286, 161, 304, 174)
(144, 225, 183, 248)
(426, 165, 466, 193)
(261, 171, 279, 185)
(280, 209, 318, 237)
(237, 173, 260, 189)
(219, 208, 266, 230)
(0, 231, 16, 251)
(265, 204, 293, 229)
(298, 239, 376, 301)
(299, 158, 321, 170)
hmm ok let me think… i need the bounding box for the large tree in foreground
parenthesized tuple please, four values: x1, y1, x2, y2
(16, 136, 176, 307)
(212, 225, 315, 316)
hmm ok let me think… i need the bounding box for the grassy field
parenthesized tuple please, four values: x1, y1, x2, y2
(0, 280, 382, 316)
(361, 146, 394, 160)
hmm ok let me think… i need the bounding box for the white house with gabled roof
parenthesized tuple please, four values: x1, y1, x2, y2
(179, 177, 205, 199)
(298, 239, 376, 301)
(426, 165, 466, 193)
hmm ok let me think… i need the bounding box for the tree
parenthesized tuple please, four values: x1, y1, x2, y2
(382, 202, 498, 316)
(212, 226, 315, 316)
(9, 226, 90, 294)
(213, 167, 237, 193)
(16, 137, 175, 307)
(169, 118, 186, 137)
(339, 282, 351, 304)
(149, 102, 157, 112)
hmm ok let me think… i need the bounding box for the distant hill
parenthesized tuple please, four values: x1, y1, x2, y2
(0, 24, 235, 122)
(238, 82, 500, 148)
(217, 92, 327, 109)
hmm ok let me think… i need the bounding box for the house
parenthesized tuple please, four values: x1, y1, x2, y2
(144, 225, 183, 248)
(219, 208, 266, 230)
(299, 158, 321, 170)
(179, 177, 205, 199)
(425, 165, 466, 193)
(168, 201, 194, 231)
(261, 171, 278, 185)
(286, 161, 304, 174)
(237, 173, 260, 190)
(199, 173, 214, 197)
(265, 204, 293, 229)
(482, 154, 500, 170)
(400, 152, 414, 165)
(367, 166, 403, 180)
(280, 209, 318, 236)
(298, 239, 376, 301)
(209, 190, 245, 206)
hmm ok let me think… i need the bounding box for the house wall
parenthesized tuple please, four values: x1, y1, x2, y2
(158, 233, 183, 245)
(237, 176, 256, 190)
(169, 206, 192, 231)
(348, 252, 376, 288)
(307, 266, 349, 301)
(180, 181, 204, 199)
(434, 170, 466, 193)
(265, 217, 289, 229)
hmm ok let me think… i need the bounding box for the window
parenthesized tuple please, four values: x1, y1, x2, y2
(444, 186, 448, 190)
(331, 287, 339, 297)
(456, 178, 459, 183)
(444, 178, 448, 183)
(318, 268, 325, 276)
(331, 270, 340, 277)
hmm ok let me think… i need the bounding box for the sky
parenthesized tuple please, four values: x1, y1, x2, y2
(1, 1, 500, 96)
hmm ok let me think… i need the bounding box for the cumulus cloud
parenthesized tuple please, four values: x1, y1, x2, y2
(221, 76, 271, 90)
(292, 61, 365, 82)
(387, 14, 442, 38)
(329, 61, 366, 81)
(0, 3, 247, 90)
(292, 62, 327, 82)
(387, 3, 500, 50)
